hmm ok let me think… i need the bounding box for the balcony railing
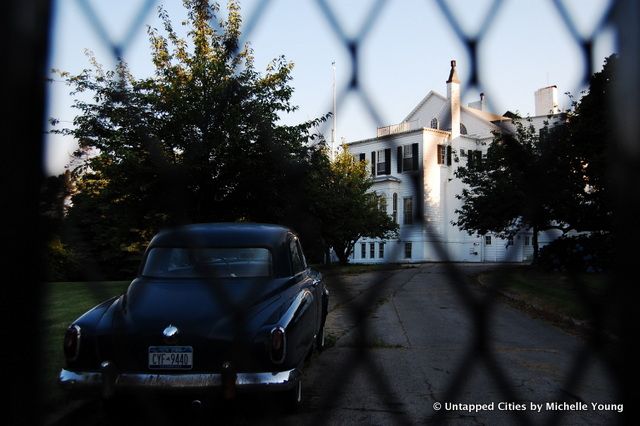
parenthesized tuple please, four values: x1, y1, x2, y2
(376, 120, 417, 137)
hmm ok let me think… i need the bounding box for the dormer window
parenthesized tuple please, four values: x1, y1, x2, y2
(460, 123, 468, 135)
(430, 117, 439, 129)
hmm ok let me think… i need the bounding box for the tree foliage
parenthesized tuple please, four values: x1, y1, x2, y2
(559, 54, 616, 232)
(453, 119, 571, 259)
(52, 0, 327, 277)
(306, 146, 398, 264)
(453, 54, 616, 260)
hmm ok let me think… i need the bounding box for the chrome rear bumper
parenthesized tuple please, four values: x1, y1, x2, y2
(59, 367, 300, 394)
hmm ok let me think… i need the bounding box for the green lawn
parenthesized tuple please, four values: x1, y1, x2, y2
(476, 266, 610, 322)
(41, 281, 130, 413)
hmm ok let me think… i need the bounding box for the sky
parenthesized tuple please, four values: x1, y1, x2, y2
(45, 0, 616, 176)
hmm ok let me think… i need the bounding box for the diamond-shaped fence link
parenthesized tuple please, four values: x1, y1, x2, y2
(16, 0, 637, 424)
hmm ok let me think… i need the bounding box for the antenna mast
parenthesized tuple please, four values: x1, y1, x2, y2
(331, 61, 336, 160)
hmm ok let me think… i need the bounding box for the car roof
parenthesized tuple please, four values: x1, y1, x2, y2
(148, 223, 294, 249)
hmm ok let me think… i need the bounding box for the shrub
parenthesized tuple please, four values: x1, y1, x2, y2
(45, 238, 81, 282)
(538, 233, 612, 273)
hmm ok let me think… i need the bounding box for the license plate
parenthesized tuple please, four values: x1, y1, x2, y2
(148, 346, 193, 370)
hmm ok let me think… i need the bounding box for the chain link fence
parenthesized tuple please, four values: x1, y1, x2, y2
(6, 0, 639, 424)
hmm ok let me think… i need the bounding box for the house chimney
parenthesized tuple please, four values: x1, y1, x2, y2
(535, 85, 559, 115)
(468, 92, 486, 111)
(447, 60, 460, 139)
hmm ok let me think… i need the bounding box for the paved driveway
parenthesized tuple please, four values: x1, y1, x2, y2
(292, 263, 620, 425)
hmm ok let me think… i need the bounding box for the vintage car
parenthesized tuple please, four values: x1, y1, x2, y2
(59, 223, 329, 410)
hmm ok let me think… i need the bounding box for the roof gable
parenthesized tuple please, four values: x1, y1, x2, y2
(403, 91, 446, 123)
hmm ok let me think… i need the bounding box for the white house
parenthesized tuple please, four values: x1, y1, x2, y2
(347, 60, 565, 263)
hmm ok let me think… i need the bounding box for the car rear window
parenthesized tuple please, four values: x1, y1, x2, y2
(142, 247, 272, 278)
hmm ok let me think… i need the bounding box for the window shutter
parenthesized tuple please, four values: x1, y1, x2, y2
(359, 153, 365, 162)
(371, 151, 376, 176)
(446, 145, 452, 166)
(384, 148, 391, 175)
(412, 143, 419, 170)
(397, 146, 403, 173)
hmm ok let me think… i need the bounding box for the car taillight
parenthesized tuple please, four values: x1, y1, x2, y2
(270, 326, 286, 364)
(63, 325, 81, 361)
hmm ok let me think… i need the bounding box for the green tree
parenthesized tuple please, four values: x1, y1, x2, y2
(52, 0, 326, 277)
(307, 146, 398, 265)
(453, 119, 575, 260)
(559, 54, 616, 232)
(40, 171, 80, 281)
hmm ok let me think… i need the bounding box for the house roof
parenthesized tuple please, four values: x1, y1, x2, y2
(463, 106, 508, 123)
(403, 91, 446, 122)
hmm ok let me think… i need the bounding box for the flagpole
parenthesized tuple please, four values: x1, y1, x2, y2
(331, 60, 336, 160)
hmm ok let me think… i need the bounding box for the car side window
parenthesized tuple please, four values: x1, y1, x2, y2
(290, 237, 305, 275)
(295, 239, 307, 270)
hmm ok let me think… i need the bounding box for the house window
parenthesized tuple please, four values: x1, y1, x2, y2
(376, 149, 386, 175)
(437, 145, 452, 166)
(398, 143, 419, 173)
(373, 148, 390, 175)
(507, 236, 514, 246)
(403, 145, 415, 171)
(379, 195, 387, 213)
(430, 117, 439, 129)
(379, 242, 385, 258)
(524, 236, 530, 246)
(437, 145, 445, 165)
(392, 193, 398, 223)
(468, 150, 482, 167)
(485, 236, 492, 245)
(404, 242, 412, 259)
(403, 197, 413, 225)
(361, 243, 366, 258)
(370, 242, 375, 259)
(460, 123, 468, 135)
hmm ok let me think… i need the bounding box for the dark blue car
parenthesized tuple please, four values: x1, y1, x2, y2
(59, 223, 329, 410)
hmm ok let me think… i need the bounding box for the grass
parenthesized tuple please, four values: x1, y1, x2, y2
(41, 281, 130, 414)
(476, 266, 610, 324)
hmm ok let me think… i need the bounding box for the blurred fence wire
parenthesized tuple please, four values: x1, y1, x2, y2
(7, 0, 640, 424)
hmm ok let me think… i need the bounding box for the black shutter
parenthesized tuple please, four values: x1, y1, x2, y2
(412, 143, 419, 170)
(397, 146, 403, 173)
(446, 145, 452, 166)
(384, 148, 391, 175)
(371, 151, 376, 175)
(359, 153, 365, 162)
